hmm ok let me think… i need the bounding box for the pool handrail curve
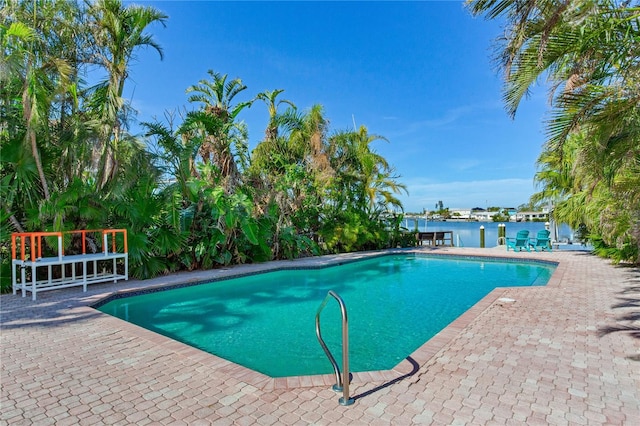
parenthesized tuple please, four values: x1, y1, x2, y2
(315, 290, 354, 406)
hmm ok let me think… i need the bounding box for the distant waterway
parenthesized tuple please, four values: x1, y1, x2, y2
(403, 219, 584, 249)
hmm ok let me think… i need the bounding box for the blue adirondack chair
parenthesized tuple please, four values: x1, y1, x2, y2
(506, 230, 531, 252)
(530, 229, 552, 252)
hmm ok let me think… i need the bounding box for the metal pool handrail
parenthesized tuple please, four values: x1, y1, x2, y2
(315, 290, 354, 406)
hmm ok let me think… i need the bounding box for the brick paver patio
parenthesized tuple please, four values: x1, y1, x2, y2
(2, 247, 639, 425)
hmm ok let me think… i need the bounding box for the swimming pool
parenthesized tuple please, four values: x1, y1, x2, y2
(96, 254, 556, 377)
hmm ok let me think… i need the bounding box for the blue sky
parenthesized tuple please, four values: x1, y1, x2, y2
(125, 1, 550, 212)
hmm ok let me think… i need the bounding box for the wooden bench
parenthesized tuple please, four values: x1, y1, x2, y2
(11, 229, 128, 300)
(417, 231, 454, 247)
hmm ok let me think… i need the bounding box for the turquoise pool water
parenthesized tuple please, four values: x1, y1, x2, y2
(96, 254, 555, 377)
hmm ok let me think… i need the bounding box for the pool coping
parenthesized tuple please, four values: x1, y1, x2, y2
(84, 247, 565, 391)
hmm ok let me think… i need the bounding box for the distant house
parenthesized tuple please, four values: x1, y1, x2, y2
(472, 211, 494, 221)
(449, 209, 471, 219)
(515, 211, 549, 222)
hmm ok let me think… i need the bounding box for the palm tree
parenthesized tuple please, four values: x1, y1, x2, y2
(286, 104, 332, 184)
(467, 0, 640, 262)
(86, 0, 167, 189)
(466, 0, 639, 144)
(331, 125, 406, 214)
(255, 89, 296, 142)
(2, 1, 74, 202)
(185, 70, 252, 190)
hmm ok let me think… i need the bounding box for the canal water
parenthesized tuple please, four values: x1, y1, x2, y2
(403, 219, 587, 249)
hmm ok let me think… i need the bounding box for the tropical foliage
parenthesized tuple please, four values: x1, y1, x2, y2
(467, 0, 640, 264)
(0, 0, 410, 292)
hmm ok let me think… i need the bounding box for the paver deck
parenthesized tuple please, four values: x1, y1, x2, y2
(2, 247, 639, 425)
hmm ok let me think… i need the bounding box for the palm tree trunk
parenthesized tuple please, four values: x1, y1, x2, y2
(4, 205, 25, 233)
(29, 128, 50, 200)
(22, 88, 50, 200)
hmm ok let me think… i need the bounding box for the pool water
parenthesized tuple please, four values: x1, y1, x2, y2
(97, 254, 555, 377)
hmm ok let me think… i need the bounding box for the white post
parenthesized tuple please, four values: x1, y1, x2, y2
(57, 234, 63, 260)
(548, 201, 557, 243)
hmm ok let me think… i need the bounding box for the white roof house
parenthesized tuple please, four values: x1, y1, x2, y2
(471, 211, 495, 221)
(515, 211, 549, 221)
(449, 209, 471, 219)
